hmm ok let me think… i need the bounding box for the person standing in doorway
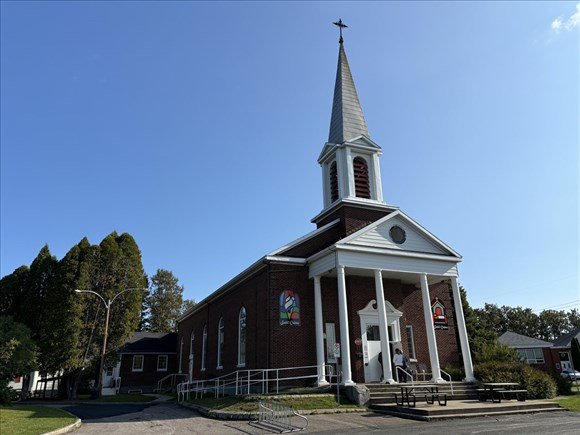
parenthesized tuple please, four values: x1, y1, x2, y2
(392, 348, 408, 382)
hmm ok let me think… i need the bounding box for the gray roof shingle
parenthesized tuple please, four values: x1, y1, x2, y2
(498, 331, 553, 348)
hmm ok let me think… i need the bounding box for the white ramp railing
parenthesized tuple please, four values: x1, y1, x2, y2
(177, 364, 333, 402)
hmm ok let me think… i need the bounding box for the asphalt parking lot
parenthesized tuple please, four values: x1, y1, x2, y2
(61, 402, 580, 435)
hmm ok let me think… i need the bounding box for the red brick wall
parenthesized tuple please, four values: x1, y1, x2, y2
(119, 354, 177, 389)
(177, 268, 463, 384)
(177, 268, 269, 380)
(315, 204, 394, 236)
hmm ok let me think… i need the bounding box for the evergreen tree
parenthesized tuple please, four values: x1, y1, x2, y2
(145, 269, 187, 332)
(0, 266, 29, 317)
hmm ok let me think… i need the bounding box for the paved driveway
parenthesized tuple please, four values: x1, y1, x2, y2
(65, 402, 580, 434)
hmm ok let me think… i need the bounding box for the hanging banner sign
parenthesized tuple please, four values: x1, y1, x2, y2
(431, 296, 449, 330)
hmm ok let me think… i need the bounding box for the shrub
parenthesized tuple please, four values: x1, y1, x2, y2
(555, 375, 573, 396)
(474, 361, 557, 399)
(442, 364, 465, 381)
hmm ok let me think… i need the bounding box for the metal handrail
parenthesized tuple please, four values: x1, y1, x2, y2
(177, 364, 333, 402)
(439, 369, 454, 396)
(395, 366, 414, 384)
(156, 373, 188, 393)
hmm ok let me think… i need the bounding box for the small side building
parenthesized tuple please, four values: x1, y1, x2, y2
(114, 332, 178, 393)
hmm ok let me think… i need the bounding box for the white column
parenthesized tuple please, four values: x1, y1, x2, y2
(450, 276, 476, 382)
(337, 265, 354, 385)
(374, 270, 395, 383)
(314, 276, 329, 385)
(420, 273, 443, 382)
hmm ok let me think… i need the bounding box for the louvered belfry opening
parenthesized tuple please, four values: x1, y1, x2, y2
(353, 157, 371, 199)
(330, 161, 339, 202)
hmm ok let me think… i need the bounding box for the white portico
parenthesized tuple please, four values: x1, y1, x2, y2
(309, 210, 475, 385)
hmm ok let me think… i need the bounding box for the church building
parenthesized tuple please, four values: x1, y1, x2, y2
(177, 26, 475, 386)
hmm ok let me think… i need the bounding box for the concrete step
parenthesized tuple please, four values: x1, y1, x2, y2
(370, 400, 563, 421)
(366, 381, 479, 404)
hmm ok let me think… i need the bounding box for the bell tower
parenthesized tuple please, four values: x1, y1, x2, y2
(313, 20, 392, 231)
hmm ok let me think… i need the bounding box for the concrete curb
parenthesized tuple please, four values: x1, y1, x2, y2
(41, 408, 82, 435)
(179, 401, 367, 420)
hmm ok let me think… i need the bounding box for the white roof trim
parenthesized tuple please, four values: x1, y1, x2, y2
(335, 244, 462, 263)
(267, 219, 340, 256)
(337, 209, 461, 259)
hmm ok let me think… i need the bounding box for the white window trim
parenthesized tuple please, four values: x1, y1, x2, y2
(157, 355, 168, 372)
(325, 322, 337, 363)
(217, 317, 224, 370)
(406, 325, 416, 361)
(132, 355, 144, 372)
(201, 324, 207, 372)
(238, 307, 247, 368)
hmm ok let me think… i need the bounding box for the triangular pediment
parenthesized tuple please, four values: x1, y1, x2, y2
(318, 136, 381, 163)
(337, 210, 461, 258)
(345, 135, 381, 151)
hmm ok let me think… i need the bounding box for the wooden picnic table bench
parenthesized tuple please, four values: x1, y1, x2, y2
(395, 383, 447, 407)
(478, 382, 527, 403)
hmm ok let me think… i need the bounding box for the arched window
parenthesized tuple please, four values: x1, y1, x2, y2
(217, 317, 224, 369)
(330, 161, 339, 202)
(201, 324, 207, 371)
(238, 307, 247, 367)
(353, 157, 371, 199)
(189, 332, 194, 381)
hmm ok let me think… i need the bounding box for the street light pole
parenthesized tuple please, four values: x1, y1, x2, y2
(75, 287, 145, 397)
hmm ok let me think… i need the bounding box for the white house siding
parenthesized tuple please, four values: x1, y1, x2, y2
(346, 216, 447, 255)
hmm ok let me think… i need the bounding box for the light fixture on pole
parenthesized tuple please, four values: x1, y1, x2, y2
(75, 287, 145, 397)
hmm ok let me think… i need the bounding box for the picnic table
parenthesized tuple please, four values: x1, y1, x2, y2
(395, 383, 447, 407)
(477, 382, 527, 403)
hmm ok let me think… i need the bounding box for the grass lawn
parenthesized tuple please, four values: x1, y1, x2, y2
(555, 394, 580, 412)
(187, 393, 361, 413)
(0, 405, 77, 435)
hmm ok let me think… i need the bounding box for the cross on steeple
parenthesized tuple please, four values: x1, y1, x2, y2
(333, 19, 348, 44)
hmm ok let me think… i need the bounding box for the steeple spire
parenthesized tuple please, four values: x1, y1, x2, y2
(328, 20, 369, 144)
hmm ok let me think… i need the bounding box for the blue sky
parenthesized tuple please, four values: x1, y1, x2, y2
(1, 1, 578, 313)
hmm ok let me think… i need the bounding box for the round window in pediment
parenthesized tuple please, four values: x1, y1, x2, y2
(389, 225, 406, 244)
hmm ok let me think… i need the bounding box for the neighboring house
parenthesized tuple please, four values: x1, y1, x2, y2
(550, 326, 580, 374)
(111, 332, 178, 393)
(498, 331, 556, 375)
(176, 34, 475, 387)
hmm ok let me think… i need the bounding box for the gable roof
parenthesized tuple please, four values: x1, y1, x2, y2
(552, 326, 580, 348)
(336, 209, 461, 259)
(498, 331, 553, 348)
(120, 332, 177, 354)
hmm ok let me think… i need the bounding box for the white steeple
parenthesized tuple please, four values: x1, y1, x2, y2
(318, 26, 385, 214)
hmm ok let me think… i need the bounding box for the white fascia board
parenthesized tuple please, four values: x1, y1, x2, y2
(267, 219, 340, 256)
(307, 245, 337, 264)
(311, 199, 398, 224)
(336, 244, 462, 263)
(344, 136, 382, 153)
(264, 255, 307, 264)
(318, 143, 340, 163)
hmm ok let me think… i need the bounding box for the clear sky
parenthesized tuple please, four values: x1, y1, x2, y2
(1, 1, 578, 313)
